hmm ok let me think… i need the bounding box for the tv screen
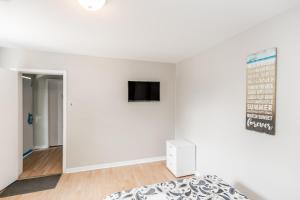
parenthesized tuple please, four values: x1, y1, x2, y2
(128, 81, 160, 102)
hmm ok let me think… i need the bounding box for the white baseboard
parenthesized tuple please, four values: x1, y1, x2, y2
(65, 156, 166, 174)
(23, 149, 33, 158)
(34, 145, 49, 150)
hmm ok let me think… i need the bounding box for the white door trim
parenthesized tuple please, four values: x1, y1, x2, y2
(11, 68, 67, 173)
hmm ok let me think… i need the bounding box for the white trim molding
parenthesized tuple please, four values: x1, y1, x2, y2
(12, 68, 68, 174)
(33, 145, 49, 150)
(65, 156, 166, 174)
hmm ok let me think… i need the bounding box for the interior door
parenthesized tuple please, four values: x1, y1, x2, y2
(0, 69, 19, 191)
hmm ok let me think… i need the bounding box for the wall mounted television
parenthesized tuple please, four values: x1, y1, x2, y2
(128, 81, 160, 102)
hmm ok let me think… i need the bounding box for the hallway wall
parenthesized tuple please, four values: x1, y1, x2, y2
(22, 78, 33, 154)
(32, 77, 49, 149)
(48, 79, 63, 146)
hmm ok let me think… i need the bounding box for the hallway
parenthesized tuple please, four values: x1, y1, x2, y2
(19, 147, 62, 180)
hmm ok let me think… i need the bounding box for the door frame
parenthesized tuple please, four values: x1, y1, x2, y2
(11, 68, 67, 174)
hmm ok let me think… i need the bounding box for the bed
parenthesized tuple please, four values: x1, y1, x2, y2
(104, 175, 249, 200)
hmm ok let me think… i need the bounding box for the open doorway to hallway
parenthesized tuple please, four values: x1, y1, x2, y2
(20, 73, 63, 180)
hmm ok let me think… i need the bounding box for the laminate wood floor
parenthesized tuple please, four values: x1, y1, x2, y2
(19, 147, 63, 180)
(3, 161, 176, 200)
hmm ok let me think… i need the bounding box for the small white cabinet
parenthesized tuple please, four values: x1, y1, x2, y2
(166, 139, 196, 177)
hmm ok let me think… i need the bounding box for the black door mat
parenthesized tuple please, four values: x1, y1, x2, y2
(0, 174, 61, 198)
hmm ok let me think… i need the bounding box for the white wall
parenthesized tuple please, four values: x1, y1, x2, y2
(176, 7, 300, 200)
(0, 69, 19, 190)
(56, 79, 63, 146)
(48, 79, 63, 146)
(0, 49, 175, 169)
(22, 78, 33, 153)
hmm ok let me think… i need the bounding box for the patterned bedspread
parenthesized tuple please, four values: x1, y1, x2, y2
(104, 175, 249, 200)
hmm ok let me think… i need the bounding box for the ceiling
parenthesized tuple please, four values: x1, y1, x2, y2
(0, 0, 299, 63)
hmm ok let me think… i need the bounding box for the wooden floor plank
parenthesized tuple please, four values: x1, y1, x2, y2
(19, 147, 62, 180)
(3, 161, 175, 200)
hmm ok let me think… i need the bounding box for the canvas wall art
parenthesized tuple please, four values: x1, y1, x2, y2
(246, 48, 277, 135)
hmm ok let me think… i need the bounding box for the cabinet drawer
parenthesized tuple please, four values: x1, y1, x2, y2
(167, 144, 176, 156)
(166, 139, 196, 177)
(167, 149, 176, 158)
(167, 153, 176, 164)
(167, 142, 176, 151)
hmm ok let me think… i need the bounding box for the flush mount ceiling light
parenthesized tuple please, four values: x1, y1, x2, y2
(21, 75, 31, 80)
(78, 0, 106, 11)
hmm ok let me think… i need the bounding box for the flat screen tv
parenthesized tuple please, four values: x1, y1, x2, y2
(128, 81, 160, 102)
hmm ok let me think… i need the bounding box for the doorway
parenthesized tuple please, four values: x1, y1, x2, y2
(0, 68, 67, 193)
(20, 73, 64, 180)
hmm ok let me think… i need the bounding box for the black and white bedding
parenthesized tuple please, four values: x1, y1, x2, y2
(104, 175, 249, 200)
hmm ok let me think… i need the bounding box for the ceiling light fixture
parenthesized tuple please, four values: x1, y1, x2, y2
(21, 75, 31, 80)
(78, 0, 106, 11)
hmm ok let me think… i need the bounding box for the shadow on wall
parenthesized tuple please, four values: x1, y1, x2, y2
(234, 182, 268, 200)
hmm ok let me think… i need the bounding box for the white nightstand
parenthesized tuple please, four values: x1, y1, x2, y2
(166, 139, 196, 177)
